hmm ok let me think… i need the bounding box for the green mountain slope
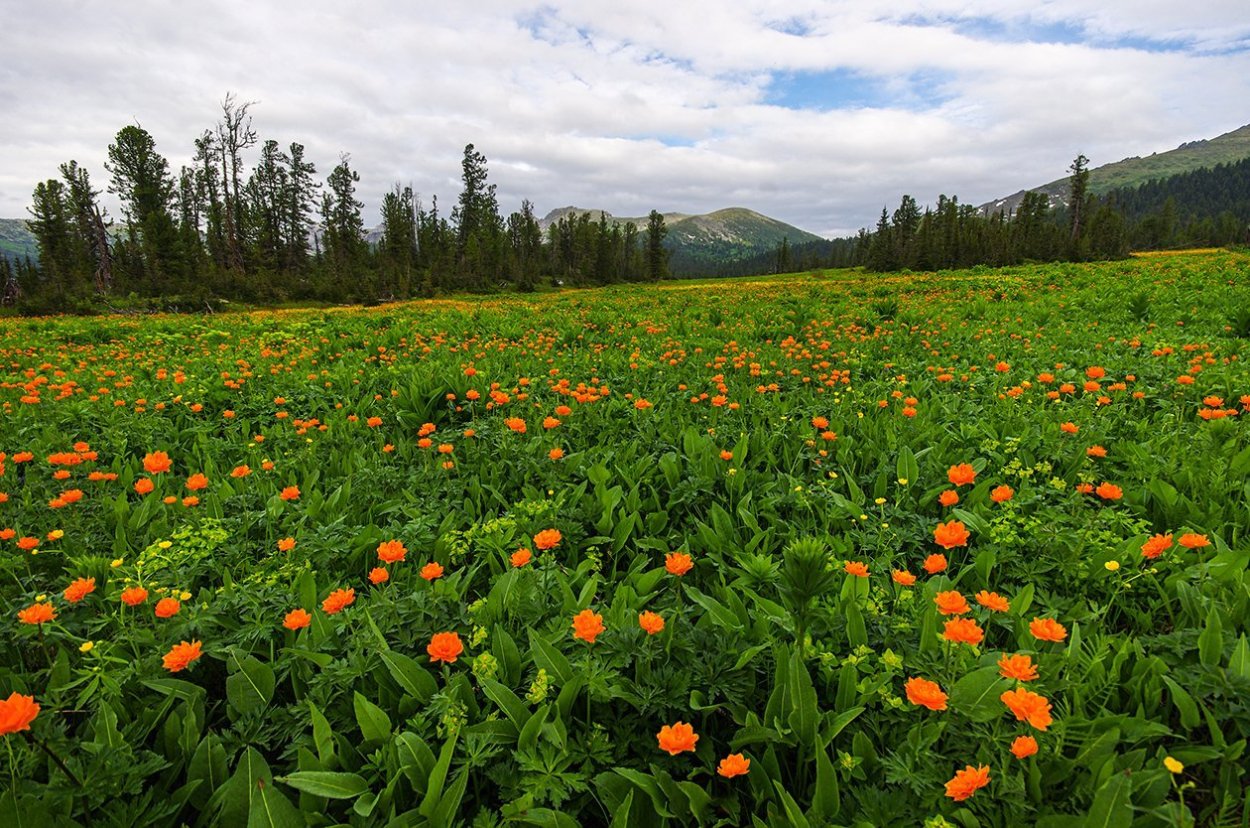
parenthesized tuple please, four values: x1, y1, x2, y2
(982, 122, 1250, 215)
(0, 219, 38, 262)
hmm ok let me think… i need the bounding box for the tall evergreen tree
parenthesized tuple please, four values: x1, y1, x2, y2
(379, 184, 418, 298)
(106, 125, 183, 293)
(320, 155, 366, 297)
(646, 210, 668, 281)
(1067, 154, 1091, 257)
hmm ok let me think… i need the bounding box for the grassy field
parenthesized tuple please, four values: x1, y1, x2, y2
(1, 250, 1248, 826)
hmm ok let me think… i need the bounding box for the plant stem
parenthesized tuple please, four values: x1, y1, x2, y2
(24, 732, 82, 787)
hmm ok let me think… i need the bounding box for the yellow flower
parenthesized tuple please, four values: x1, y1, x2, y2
(35, 594, 46, 602)
(180, 591, 192, 601)
(1104, 560, 1121, 571)
(897, 478, 908, 485)
(1164, 756, 1184, 774)
(874, 497, 886, 505)
(48, 529, 65, 540)
(111, 557, 124, 568)
(158, 541, 173, 550)
(79, 641, 94, 653)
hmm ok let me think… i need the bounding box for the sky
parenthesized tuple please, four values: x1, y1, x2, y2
(2, 1, 1248, 237)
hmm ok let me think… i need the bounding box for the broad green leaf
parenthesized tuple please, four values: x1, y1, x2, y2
(1083, 773, 1132, 828)
(226, 649, 275, 716)
(949, 666, 1011, 723)
(377, 649, 438, 702)
(277, 771, 369, 800)
(353, 691, 392, 744)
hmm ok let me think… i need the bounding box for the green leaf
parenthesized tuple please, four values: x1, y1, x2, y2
(1083, 773, 1132, 828)
(896, 445, 919, 486)
(949, 666, 1011, 723)
(418, 732, 459, 819)
(377, 649, 438, 702)
(226, 649, 275, 716)
(844, 600, 867, 648)
(528, 631, 574, 685)
(308, 701, 335, 767)
(245, 780, 302, 828)
(811, 744, 840, 819)
(608, 790, 634, 828)
(613, 768, 676, 819)
(1198, 608, 1223, 668)
(353, 691, 392, 744)
(787, 648, 819, 748)
(1229, 635, 1250, 680)
(277, 771, 369, 800)
(478, 676, 529, 735)
(1161, 676, 1200, 729)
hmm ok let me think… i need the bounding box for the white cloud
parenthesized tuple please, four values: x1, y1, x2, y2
(0, 0, 1246, 240)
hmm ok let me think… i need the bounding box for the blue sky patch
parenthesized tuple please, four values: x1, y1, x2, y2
(766, 67, 955, 112)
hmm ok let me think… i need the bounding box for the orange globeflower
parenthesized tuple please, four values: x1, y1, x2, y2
(185, 473, 208, 491)
(1141, 533, 1173, 559)
(1060, 422, 1079, 434)
(162, 640, 203, 673)
(548, 447, 565, 461)
(1000, 687, 1053, 730)
(572, 608, 605, 644)
(120, 586, 148, 607)
(656, 722, 698, 755)
(322, 588, 355, 614)
(904, 677, 948, 711)
(143, 451, 172, 474)
(923, 553, 948, 574)
(1095, 482, 1123, 501)
(420, 562, 444, 581)
(975, 591, 1010, 612)
(277, 537, 296, 552)
(1011, 735, 1039, 759)
(639, 611, 665, 635)
(64, 577, 96, 604)
(134, 477, 155, 495)
(665, 552, 694, 576)
(997, 653, 1039, 682)
(230, 464, 252, 478)
(533, 528, 562, 550)
(505, 417, 527, 433)
(934, 521, 970, 550)
(934, 590, 970, 615)
(510, 548, 532, 567)
(283, 608, 312, 630)
(938, 489, 960, 507)
(944, 765, 990, 801)
(279, 485, 300, 501)
(942, 618, 984, 646)
(154, 597, 181, 618)
(369, 567, 390, 584)
(1177, 533, 1210, 549)
(0, 693, 40, 735)
(717, 753, 751, 778)
(947, 463, 976, 487)
(1030, 618, 1067, 642)
(377, 539, 407, 563)
(892, 569, 917, 586)
(17, 602, 55, 625)
(844, 560, 869, 578)
(17, 536, 39, 551)
(427, 632, 464, 664)
(990, 485, 1014, 503)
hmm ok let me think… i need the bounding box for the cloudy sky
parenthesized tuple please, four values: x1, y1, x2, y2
(2, 1, 1247, 237)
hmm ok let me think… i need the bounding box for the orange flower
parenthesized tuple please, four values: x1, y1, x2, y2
(1011, 735, 1039, 759)
(277, 537, 296, 552)
(892, 569, 917, 586)
(656, 722, 698, 755)
(933, 520, 970, 550)
(1095, 482, 1122, 501)
(942, 617, 984, 646)
(377, 539, 407, 563)
(717, 753, 750, 778)
(990, 485, 1014, 503)
(923, 553, 948, 574)
(1000, 687, 1053, 730)
(639, 611, 665, 635)
(1060, 422, 1079, 434)
(997, 653, 1039, 682)
(64, 577, 96, 604)
(1178, 533, 1210, 549)
(505, 417, 527, 433)
(947, 463, 976, 487)
(120, 586, 148, 607)
(427, 631, 464, 664)
(719, 450, 734, 461)
(1086, 445, 1107, 458)
(420, 562, 444, 581)
(657, 549, 695, 576)
(143, 451, 172, 474)
(938, 489, 960, 507)
(185, 473, 208, 491)
(944, 765, 990, 801)
(366, 416, 382, 428)
(17, 602, 55, 625)
(1141, 533, 1173, 559)
(231, 464, 252, 478)
(162, 640, 203, 673)
(279, 485, 300, 501)
(975, 591, 1010, 612)
(844, 560, 869, 578)
(904, 677, 948, 711)
(17, 536, 39, 551)
(811, 415, 829, 429)
(1075, 482, 1094, 494)
(1030, 617, 1067, 642)
(155, 597, 181, 618)
(0, 692, 40, 735)
(283, 608, 312, 630)
(548, 447, 565, 460)
(369, 567, 390, 584)
(533, 528, 562, 550)
(510, 548, 532, 567)
(934, 590, 970, 615)
(572, 608, 605, 644)
(134, 477, 155, 495)
(322, 588, 355, 615)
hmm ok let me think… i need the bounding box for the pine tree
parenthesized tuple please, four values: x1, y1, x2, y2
(646, 210, 668, 281)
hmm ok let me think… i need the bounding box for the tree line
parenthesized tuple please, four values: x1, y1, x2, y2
(5, 96, 673, 313)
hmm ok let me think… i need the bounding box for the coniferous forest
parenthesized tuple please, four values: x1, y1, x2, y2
(4, 98, 1248, 314)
